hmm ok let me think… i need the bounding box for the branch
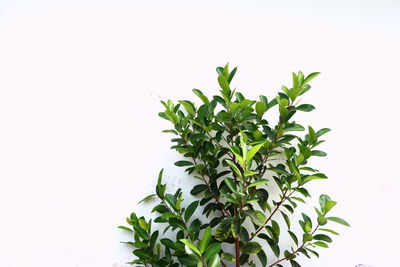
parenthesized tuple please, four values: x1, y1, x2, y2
(192, 157, 231, 216)
(249, 189, 296, 241)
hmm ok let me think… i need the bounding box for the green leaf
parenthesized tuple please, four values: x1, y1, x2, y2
(296, 104, 315, 112)
(253, 130, 263, 139)
(288, 230, 298, 245)
(191, 184, 208, 195)
(315, 208, 327, 226)
(199, 226, 212, 253)
(255, 101, 267, 117)
(326, 217, 350, 227)
(281, 211, 291, 229)
(178, 100, 196, 115)
(290, 260, 301, 267)
(228, 67, 238, 83)
(245, 143, 264, 163)
(303, 173, 328, 183)
(305, 248, 319, 258)
(302, 72, 320, 85)
(160, 238, 176, 249)
(132, 248, 152, 258)
(312, 150, 327, 157)
(138, 218, 149, 230)
(257, 250, 268, 267)
(313, 241, 329, 248)
(292, 72, 299, 89)
(157, 169, 164, 187)
(131, 241, 147, 248)
(184, 200, 199, 222)
(241, 242, 262, 254)
(314, 234, 333, 243)
(165, 194, 178, 211)
(245, 210, 267, 226)
(203, 242, 222, 261)
(221, 252, 235, 262)
(180, 239, 202, 256)
(133, 225, 149, 240)
(319, 194, 330, 214)
(225, 160, 242, 178)
(229, 147, 245, 166)
(192, 88, 210, 104)
(174, 160, 193, 167)
(308, 126, 316, 142)
(208, 253, 221, 267)
(215, 217, 233, 241)
(316, 128, 331, 138)
(319, 228, 340, 235)
(178, 255, 199, 266)
(271, 220, 280, 237)
(224, 178, 237, 192)
(246, 179, 269, 189)
(117, 226, 133, 232)
(138, 194, 156, 204)
(325, 200, 337, 214)
(284, 124, 305, 132)
(304, 221, 312, 233)
(231, 216, 241, 238)
(244, 170, 258, 177)
(218, 74, 230, 92)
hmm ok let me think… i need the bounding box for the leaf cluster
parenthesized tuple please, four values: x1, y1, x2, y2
(119, 64, 349, 267)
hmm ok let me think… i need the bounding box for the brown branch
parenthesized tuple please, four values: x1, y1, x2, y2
(191, 157, 231, 217)
(234, 237, 240, 267)
(249, 189, 296, 241)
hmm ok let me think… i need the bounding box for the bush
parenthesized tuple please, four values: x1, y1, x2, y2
(119, 64, 349, 267)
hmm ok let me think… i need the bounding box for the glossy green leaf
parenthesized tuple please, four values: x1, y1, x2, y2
(192, 88, 210, 104)
(138, 194, 156, 204)
(218, 74, 230, 92)
(246, 179, 269, 189)
(296, 104, 315, 112)
(313, 241, 329, 248)
(326, 217, 350, 227)
(178, 100, 196, 115)
(246, 210, 267, 226)
(117, 226, 132, 232)
(180, 239, 202, 256)
(225, 160, 242, 178)
(302, 72, 320, 85)
(208, 253, 221, 267)
(174, 160, 193, 167)
(256, 101, 267, 117)
(184, 200, 199, 222)
(241, 242, 262, 254)
(203, 242, 222, 261)
(314, 234, 332, 243)
(246, 143, 264, 163)
(199, 226, 212, 253)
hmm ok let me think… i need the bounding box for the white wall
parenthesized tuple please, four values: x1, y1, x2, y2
(1, 1, 399, 266)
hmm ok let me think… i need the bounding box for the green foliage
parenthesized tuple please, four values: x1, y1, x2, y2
(119, 64, 349, 266)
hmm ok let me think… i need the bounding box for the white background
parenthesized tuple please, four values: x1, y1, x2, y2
(1, 1, 399, 266)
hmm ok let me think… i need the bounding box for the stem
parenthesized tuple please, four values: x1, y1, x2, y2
(192, 158, 231, 216)
(249, 189, 296, 241)
(234, 237, 240, 267)
(181, 135, 231, 217)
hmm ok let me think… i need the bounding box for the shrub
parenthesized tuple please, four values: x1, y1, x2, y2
(119, 64, 349, 267)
